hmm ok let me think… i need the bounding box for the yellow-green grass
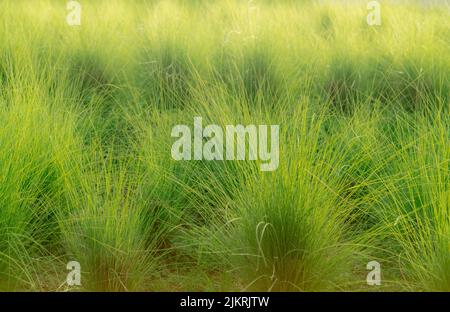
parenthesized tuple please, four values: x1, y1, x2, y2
(0, 0, 448, 291)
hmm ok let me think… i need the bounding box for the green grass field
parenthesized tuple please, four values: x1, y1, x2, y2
(0, 0, 448, 291)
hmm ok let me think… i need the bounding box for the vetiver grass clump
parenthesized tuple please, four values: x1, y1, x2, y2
(0, 0, 448, 291)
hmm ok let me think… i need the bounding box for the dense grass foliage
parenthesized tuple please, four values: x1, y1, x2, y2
(0, 0, 448, 291)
